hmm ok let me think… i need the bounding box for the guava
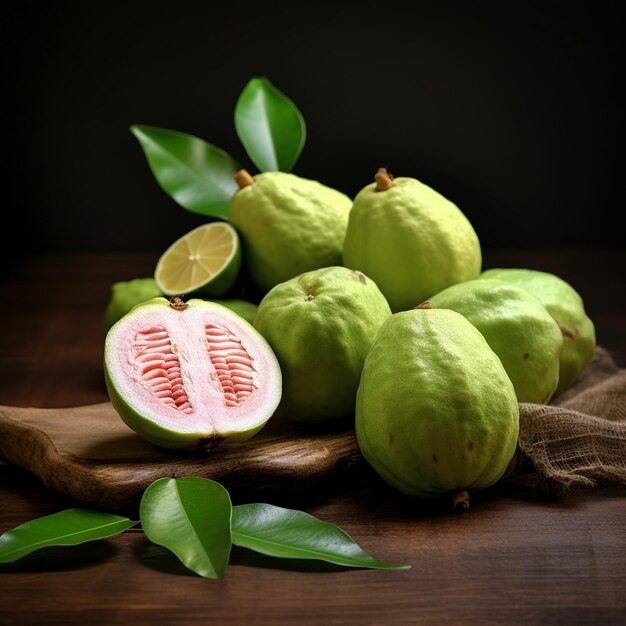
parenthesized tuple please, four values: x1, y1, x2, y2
(253, 266, 391, 423)
(355, 305, 519, 508)
(103, 277, 162, 332)
(104, 297, 281, 451)
(428, 279, 563, 404)
(228, 170, 352, 294)
(343, 168, 481, 312)
(480, 268, 596, 395)
(210, 299, 258, 325)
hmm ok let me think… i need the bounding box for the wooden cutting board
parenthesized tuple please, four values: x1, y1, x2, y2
(0, 403, 365, 513)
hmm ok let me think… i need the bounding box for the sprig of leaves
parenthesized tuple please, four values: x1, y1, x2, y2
(132, 77, 306, 219)
(0, 477, 409, 579)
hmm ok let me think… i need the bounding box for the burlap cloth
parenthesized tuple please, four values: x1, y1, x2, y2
(503, 346, 626, 495)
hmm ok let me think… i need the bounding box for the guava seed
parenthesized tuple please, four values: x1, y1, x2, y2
(134, 323, 256, 413)
(134, 326, 192, 414)
(205, 323, 256, 408)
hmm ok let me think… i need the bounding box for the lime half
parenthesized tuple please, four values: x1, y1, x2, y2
(155, 222, 241, 297)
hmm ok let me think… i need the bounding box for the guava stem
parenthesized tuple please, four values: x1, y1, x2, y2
(169, 297, 189, 311)
(235, 169, 255, 189)
(451, 489, 470, 512)
(199, 435, 226, 452)
(375, 167, 394, 191)
(415, 301, 433, 310)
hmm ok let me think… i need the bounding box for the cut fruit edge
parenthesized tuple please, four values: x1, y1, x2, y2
(104, 299, 281, 439)
(154, 223, 240, 295)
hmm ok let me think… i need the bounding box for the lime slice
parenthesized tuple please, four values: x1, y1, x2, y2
(155, 222, 241, 297)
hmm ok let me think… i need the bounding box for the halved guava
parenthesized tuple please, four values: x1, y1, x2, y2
(104, 297, 282, 451)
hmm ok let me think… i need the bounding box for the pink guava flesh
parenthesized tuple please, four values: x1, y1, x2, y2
(104, 299, 281, 446)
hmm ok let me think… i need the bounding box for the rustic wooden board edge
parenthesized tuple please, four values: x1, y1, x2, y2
(0, 404, 366, 513)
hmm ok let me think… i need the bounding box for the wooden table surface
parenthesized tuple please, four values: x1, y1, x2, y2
(1, 250, 625, 626)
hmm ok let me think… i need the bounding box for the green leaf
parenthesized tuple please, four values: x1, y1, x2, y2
(234, 77, 306, 172)
(231, 503, 410, 570)
(139, 477, 232, 579)
(0, 509, 137, 563)
(131, 125, 240, 219)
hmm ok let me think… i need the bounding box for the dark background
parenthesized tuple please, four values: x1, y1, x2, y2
(4, 1, 624, 255)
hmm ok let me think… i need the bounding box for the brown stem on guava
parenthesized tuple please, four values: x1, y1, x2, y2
(415, 301, 433, 310)
(375, 167, 395, 191)
(169, 297, 189, 311)
(235, 169, 255, 189)
(199, 435, 226, 452)
(451, 489, 470, 512)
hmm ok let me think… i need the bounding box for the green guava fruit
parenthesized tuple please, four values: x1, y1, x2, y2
(355, 305, 519, 508)
(104, 277, 163, 332)
(209, 299, 258, 325)
(343, 168, 481, 312)
(253, 266, 391, 423)
(480, 268, 596, 395)
(228, 170, 352, 294)
(428, 279, 563, 404)
(104, 297, 281, 451)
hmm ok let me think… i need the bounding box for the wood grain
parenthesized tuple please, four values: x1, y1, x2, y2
(0, 403, 363, 513)
(1, 251, 625, 626)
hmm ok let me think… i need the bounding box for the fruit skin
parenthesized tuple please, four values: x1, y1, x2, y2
(428, 279, 563, 404)
(253, 266, 391, 423)
(343, 176, 481, 312)
(210, 299, 258, 325)
(355, 308, 519, 499)
(228, 172, 352, 294)
(104, 297, 281, 451)
(103, 278, 162, 332)
(480, 268, 596, 395)
(103, 278, 257, 333)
